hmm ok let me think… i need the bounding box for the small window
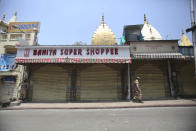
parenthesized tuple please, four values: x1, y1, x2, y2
(25, 34, 31, 40)
(5, 48, 17, 54)
(1, 34, 7, 41)
(10, 34, 22, 41)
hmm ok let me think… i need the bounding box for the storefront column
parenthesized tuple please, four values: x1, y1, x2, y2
(70, 68, 77, 101)
(127, 63, 131, 101)
(167, 60, 175, 97)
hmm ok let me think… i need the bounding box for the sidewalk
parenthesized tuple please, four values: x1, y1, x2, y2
(1, 99, 196, 110)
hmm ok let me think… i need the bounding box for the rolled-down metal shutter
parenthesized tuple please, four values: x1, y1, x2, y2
(80, 64, 121, 101)
(31, 64, 69, 102)
(177, 62, 196, 96)
(0, 78, 16, 102)
(133, 63, 167, 99)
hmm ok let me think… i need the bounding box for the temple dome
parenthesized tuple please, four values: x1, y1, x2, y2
(9, 12, 17, 23)
(92, 15, 116, 45)
(179, 29, 192, 46)
(141, 14, 162, 40)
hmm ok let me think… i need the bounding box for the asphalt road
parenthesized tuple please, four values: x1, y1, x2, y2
(0, 107, 196, 131)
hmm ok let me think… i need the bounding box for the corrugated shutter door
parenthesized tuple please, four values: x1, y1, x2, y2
(177, 63, 196, 96)
(0, 81, 16, 102)
(80, 64, 121, 101)
(133, 63, 166, 99)
(13, 76, 20, 99)
(31, 64, 69, 102)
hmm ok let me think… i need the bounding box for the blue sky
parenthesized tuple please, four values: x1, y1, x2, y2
(0, 0, 195, 45)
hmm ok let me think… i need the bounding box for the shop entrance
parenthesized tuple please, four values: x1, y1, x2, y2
(131, 62, 168, 100)
(79, 64, 122, 101)
(31, 64, 69, 102)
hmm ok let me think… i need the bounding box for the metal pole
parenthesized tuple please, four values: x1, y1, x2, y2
(127, 63, 131, 101)
(190, 0, 195, 26)
(190, 0, 196, 76)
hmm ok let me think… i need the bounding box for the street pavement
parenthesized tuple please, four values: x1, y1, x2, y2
(0, 107, 196, 131)
(1, 98, 196, 110)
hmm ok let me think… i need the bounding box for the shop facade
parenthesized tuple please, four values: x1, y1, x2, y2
(121, 16, 196, 100)
(177, 46, 196, 97)
(130, 40, 183, 100)
(15, 45, 131, 102)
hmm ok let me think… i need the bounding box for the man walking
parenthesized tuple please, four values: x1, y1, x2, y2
(133, 76, 143, 103)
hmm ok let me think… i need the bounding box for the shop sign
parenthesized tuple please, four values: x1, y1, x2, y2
(8, 22, 40, 32)
(131, 42, 178, 53)
(16, 47, 130, 58)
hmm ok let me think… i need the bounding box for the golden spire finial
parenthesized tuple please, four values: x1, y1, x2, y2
(14, 11, 17, 16)
(144, 13, 147, 22)
(1, 14, 5, 21)
(102, 13, 105, 27)
(182, 29, 184, 34)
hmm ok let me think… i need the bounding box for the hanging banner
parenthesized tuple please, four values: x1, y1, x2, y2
(0, 54, 16, 71)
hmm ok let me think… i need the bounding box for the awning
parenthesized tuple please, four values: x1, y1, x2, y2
(15, 57, 131, 64)
(131, 53, 183, 59)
